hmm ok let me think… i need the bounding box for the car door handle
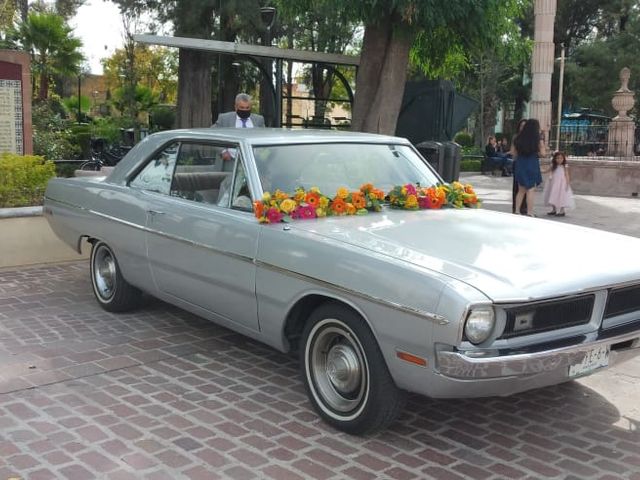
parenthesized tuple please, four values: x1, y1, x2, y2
(147, 210, 165, 216)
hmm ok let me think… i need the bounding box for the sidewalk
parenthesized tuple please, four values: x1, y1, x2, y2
(462, 173, 640, 238)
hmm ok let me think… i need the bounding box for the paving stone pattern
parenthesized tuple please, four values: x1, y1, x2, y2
(1, 262, 639, 479)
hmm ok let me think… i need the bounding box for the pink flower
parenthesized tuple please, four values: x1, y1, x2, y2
(300, 205, 317, 219)
(266, 207, 283, 223)
(405, 184, 417, 196)
(290, 206, 302, 219)
(418, 196, 431, 209)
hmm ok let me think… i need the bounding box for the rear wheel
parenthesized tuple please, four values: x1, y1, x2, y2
(300, 302, 406, 434)
(90, 241, 141, 312)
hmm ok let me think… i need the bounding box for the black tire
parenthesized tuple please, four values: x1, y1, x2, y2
(90, 241, 141, 312)
(300, 302, 406, 434)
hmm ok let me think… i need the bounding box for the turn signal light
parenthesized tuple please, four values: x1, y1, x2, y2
(396, 351, 427, 367)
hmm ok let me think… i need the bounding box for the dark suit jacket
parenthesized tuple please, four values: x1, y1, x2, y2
(212, 111, 265, 128)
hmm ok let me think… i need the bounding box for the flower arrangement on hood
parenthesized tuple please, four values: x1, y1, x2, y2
(254, 182, 479, 223)
(388, 182, 479, 210)
(254, 184, 386, 223)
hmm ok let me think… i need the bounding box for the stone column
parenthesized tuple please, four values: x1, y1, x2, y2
(529, 0, 557, 145)
(607, 67, 636, 157)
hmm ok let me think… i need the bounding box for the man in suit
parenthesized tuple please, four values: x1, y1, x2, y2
(212, 93, 265, 128)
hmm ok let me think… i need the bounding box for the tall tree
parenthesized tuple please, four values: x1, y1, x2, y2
(7, 11, 84, 100)
(285, 0, 522, 134)
(278, 1, 358, 123)
(111, 1, 268, 127)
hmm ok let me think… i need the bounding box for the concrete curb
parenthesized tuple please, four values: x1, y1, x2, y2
(0, 206, 43, 218)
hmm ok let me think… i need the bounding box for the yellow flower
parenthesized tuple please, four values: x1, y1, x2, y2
(406, 194, 418, 209)
(401, 186, 407, 196)
(280, 198, 297, 214)
(310, 186, 321, 194)
(336, 187, 349, 199)
(275, 189, 289, 201)
(316, 207, 326, 217)
(294, 189, 306, 202)
(319, 197, 329, 208)
(262, 192, 271, 202)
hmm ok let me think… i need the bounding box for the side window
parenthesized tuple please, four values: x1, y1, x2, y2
(130, 143, 178, 194)
(216, 150, 252, 211)
(170, 142, 235, 204)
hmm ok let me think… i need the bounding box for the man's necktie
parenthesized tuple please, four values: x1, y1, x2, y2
(241, 118, 248, 128)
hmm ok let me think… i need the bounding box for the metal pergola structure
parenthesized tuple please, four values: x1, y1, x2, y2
(134, 34, 360, 128)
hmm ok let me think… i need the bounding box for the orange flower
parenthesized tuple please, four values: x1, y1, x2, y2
(253, 201, 264, 219)
(360, 183, 374, 193)
(305, 191, 320, 207)
(352, 193, 366, 209)
(331, 197, 346, 214)
(345, 203, 356, 215)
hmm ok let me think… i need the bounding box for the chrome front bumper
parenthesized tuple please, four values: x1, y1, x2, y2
(436, 329, 640, 379)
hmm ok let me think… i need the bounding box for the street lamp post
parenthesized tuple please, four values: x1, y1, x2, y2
(77, 74, 82, 123)
(260, 6, 278, 126)
(556, 43, 565, 151)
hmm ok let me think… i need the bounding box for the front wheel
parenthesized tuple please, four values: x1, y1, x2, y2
(90, 241, 141, 312)
(300, 302, 406, 434)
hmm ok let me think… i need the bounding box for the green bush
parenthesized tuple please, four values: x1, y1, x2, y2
(55, 162, 78, 178)
(69, 124, 92, 159)
(150, 105, 176, 131)
(32, 99, 80, 161)
(460, 159, 481, 172)
(454, 131, 474, 147)
(0, 153, 56, 207)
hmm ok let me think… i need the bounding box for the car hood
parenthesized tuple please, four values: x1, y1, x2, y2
(289, 208, 640, 301)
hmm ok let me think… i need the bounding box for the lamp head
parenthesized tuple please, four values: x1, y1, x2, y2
(260, 6, 276, 29)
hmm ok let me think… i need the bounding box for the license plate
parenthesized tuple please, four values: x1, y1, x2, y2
(568, 345, 610, 378)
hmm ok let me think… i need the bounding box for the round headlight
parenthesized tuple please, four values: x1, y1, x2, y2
(464, 308, 495, 344)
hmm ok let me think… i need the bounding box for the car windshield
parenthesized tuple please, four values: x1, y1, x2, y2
(252, 142, 440, 195)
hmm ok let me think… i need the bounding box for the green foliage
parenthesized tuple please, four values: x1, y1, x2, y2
(32, 98, 80, 161)
(460, 159, 481, 172)
(68, 124, 92, 159)
(454, 132, 474, 147)
(0, 153, 56, 207)
(54, 162, 78, 178)
(91, 117, 127, 144)
(150, 105, 176, 131)
(564, 17, 640, 115)
(6, 11, 84, 99)
(62, 95, 91, 120)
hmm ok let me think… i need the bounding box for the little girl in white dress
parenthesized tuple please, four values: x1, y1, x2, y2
(544, 151, 575, 217)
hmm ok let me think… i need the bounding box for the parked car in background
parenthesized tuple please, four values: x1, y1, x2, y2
(44, 128, 640, 434)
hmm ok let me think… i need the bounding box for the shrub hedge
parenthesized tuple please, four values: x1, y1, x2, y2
(0, 153, 56, 208)
(460, 159, 482, 172)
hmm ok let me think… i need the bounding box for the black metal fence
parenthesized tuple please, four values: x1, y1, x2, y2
(549, 124, 640, 160)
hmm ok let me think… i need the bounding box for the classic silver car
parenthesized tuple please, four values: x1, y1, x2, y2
(44, 128, 640, 434)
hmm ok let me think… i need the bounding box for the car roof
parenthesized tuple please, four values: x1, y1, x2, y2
(106, 128, 413, 185)
(150, 127, 411, 145)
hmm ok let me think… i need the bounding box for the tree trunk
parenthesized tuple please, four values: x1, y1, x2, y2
(39, 73, 48, 100)
(176, 49, 212, 128)
(351, 19, 414, 134)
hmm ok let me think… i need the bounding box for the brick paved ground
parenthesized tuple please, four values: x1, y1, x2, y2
(1, 261, 639, 479)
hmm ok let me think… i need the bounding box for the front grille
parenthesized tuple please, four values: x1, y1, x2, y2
(604, 285, 640, 319)
(500, 295, 595, 339)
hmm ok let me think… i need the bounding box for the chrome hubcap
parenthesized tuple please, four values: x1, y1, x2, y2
(326, 344, 361, 394)
(308, 322, 367, 415)
(94, 246, 116, 300)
